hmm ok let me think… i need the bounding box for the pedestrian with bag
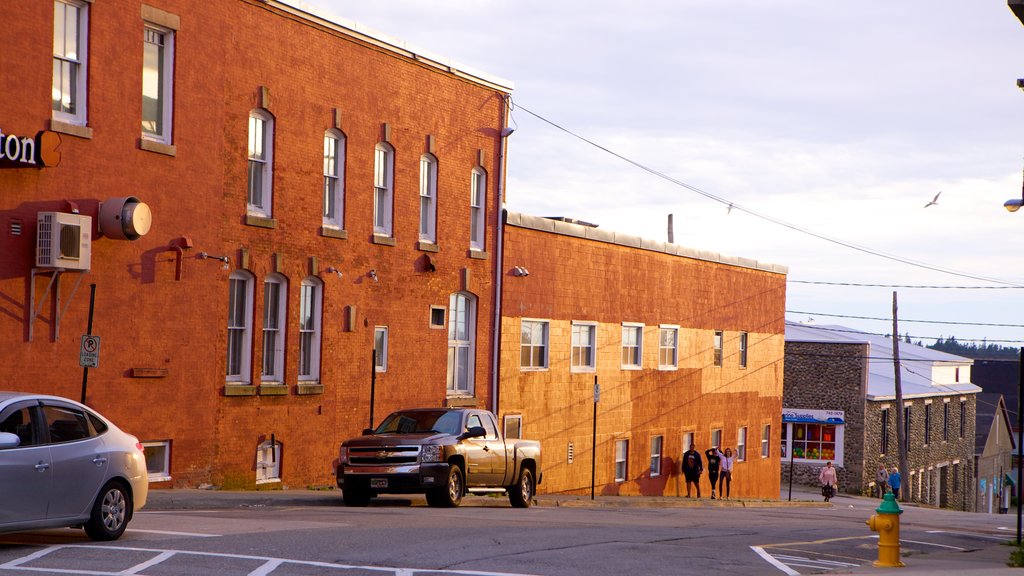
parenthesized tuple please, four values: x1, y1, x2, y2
(819, 461, 837, 502)
(681, 444, 703, 498)
(875, 464, 889, 498)
(705, 446, 722, 499)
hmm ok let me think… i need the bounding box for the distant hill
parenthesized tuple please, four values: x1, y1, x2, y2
(921, 335, 1019, 360)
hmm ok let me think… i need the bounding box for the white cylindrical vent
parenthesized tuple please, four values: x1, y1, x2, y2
(98, 196, 153, 240)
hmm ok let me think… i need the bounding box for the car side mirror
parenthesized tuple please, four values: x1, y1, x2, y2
(0, 432, 21, 449)
(458, 426, 486, 441)
(362, 428, 375, 435)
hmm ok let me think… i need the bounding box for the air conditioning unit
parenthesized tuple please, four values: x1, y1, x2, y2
(36, 212, 92, 270)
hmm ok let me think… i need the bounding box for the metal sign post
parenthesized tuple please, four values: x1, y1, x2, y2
(79, 284, 96, 404)
(591, 377, 598, 500)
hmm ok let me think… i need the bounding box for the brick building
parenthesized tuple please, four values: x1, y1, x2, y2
(784, 323, 980, 510)
(1, 0, 510, 488)
(498, 214, 788, 498)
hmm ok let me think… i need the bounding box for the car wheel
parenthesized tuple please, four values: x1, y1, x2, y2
(84, 481, 131, 541)
(508, 467, 534, 508)
(342, 487, 371, 507)
(428, 465, 463, 507)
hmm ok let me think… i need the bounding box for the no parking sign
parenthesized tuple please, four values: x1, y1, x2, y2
(80, 335, 100, 368)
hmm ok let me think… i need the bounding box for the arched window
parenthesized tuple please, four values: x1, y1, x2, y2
(447, 292, 477, 395)
(419, 154, 437, 243)
(298, 277, 323, 381)
(227, 270, 254, 383)
(323, 129, 346, 229)
(262, 273, 288, 382)
(248, 109, 274, 217)
(373, 142, 394, 236)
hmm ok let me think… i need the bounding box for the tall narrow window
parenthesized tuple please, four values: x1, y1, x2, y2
(323, 130, 346, 229)
(621, 324, 643, 369)
(761, 424, 771, 458)
(959, 400, 966, 439)
(419, 154, 437, 243)
(650, 435, 663, 477)
(943, 401, 949, 442)
(737, 427, 747, 461)
(262, 275, 287, 382)
(738, 332, 748, 368)
(470, 168, 486, 251)
(298, 278, 322, 381)
(659, 326, 678, 369)
(520, 320, 549, 369)
(142, 24, 174, 143)
(713, 330, 724, 367)
(248, 110, 274, 217)
(374, 327, 388, 372)
(373, 143, 394, 236)
(711, 428, 722, 449)
(614, 439, 628, 483)
(227, 271, 254, 383)
(447, 293, 476, 395)
(924, 403, 931, 446)
(683, 432, 695, 454)
(903, 405, 912, 453)
(880, 408, 889, 455)
(53, 0, 88, 125)
(571, 322, 597, 372)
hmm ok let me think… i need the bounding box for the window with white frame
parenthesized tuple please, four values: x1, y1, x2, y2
(659, 325, 678, 369)
(571, 322, 597, 372)
(142, 24, 174, 143)
(142, 441, 171, 482)
(504, 415, 522, 440)
(470, 167, 486, 251)
(713, 330, 723, 367)
(429, 306, 446, 329)
(419, 154, 437, 243)
(247, 110, 274, 217)
(761, 424, 771, 458)
(683, 431, 695, 453)
(373, 143, 394, 236)
(256, 439, 281, 484)
(738, 331, 748, 368)
(711, 428, 722, 449)
(621, 324, 643, 369)
(227, 271, 254, 383)
(650, 435, 663, 477)
(323, 130, 346, 229)
(262, 275, 287, 382)
(53, 0, 88, 125)
(781, 422, 842, 464)
(737, 426, 747, 461)
(614, 439, 628, 482)
(447, 292, 476, 395)
(298, 278, 322, 382)
(374, 327, 388, 372)
(520, 320, 549, 369)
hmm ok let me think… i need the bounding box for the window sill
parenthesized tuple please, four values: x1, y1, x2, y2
(658, 366, 679, 371)
(139, 138, 176, 156)
(256, 478, 282, 486)
(570, 367, 596, 374)
(224, 384, 257, 397)
(50, 119, 93, 140)
(245, 215, 277, 229)
(321, 227, 347, 240)
(372, 234, 396, 247)
(520, 367, 549, 372)
(621, 365, 643, 371)
(468, 249, 489, 260)
(259, 383, 289, 396)
(445, 396, 477, 408)
(417, 241, 440, 253)
(297, 382, 324, 395)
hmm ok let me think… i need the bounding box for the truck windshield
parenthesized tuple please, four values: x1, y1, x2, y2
(375, 410, 462, 435)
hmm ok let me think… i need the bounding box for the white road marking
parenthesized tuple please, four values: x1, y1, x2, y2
(925, 530, 1007, 542)
(127, 529, 220, 537)
(898, 538, 967, 551)
(120, 551, 175, 575)
(750, 546, 801, 576)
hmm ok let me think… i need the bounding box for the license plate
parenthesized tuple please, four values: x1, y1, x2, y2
(370, 478, 388, 489)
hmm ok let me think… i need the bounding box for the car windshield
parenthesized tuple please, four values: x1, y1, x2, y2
(374, 410, 462, 435)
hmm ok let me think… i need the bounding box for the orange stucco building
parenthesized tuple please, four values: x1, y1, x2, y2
(498, 214, 787, 498)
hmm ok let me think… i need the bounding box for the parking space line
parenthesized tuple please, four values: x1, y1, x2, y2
(750, 546, 800, 576)
(0, 546, 61, 570)
(121, 550, 175, 575)
(926, 530, 1007, 542)
(127, 529, 221, 537)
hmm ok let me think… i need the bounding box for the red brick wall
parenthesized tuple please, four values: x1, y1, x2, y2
(0, 0, 505, 488)
(499, 218, 787, 498)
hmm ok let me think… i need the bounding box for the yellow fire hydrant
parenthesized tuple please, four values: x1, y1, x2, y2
(865, 492, 904, 567)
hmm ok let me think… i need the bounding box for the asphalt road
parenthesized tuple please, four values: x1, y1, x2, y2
(0, 490, 1016, 575)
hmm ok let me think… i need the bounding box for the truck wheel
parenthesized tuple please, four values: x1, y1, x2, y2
(428, 465, 464, 507)
(508, 468, 534, 508)
(343, 487, 371, 507)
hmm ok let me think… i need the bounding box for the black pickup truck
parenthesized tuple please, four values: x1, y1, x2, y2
(336, 408, 542, 508)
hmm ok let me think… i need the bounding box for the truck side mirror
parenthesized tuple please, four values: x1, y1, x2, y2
(362, 428, 375, 435)
(459, 426, 486, 441)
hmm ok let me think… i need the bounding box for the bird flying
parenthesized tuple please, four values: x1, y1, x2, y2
(924, 191, 941, 208)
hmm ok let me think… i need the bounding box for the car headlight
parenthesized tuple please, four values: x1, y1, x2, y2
(339, 446, 349, 464)
(420, 445, 443, 463)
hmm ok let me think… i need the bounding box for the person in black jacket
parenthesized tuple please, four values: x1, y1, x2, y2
(705, 447, 723, 499)
(681, 444, 703, 498)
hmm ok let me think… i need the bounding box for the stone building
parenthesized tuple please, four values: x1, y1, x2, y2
(784, 323, 980, 510)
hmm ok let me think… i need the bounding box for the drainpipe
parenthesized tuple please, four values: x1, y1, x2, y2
(490, 94, 512, 415)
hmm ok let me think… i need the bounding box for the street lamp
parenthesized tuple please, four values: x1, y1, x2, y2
(1006, 198, 1024, 212)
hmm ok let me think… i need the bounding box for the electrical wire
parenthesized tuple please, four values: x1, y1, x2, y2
(787, 310, 1024, 329)
(789, 280, 1024, 289)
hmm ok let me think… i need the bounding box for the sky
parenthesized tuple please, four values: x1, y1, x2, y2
(292, 1, 1024, 348)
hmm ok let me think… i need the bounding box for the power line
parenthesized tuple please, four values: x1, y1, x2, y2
(789, 280, 1024, 289)
(787, 310, 1024, 329)
(510, 99, 1024, 288)
(787, 323, 1024, 344)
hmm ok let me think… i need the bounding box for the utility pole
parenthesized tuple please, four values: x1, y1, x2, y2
(892, 292, 909, 502)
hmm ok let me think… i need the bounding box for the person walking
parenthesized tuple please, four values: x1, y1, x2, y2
(719, 447, 735, 499)
(681, 444, 703, 498)
(875, 464, 889, 498)
(888, 466, 902, 500)
(819, 461, 837, 502)
(705, 447, 722, 499)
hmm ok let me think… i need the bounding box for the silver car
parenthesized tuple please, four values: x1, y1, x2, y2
(0, 392, 149, 540)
